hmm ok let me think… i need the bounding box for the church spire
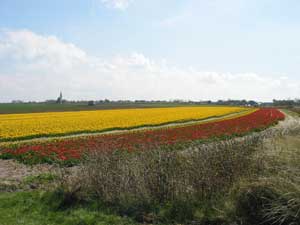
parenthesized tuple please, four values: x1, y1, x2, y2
(56, 91, 63, 104)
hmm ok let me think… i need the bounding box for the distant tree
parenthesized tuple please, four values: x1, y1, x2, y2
(11, 100, 23, 104)
(248, 100, 258, 106)
(88, 101, 95, 106)
(273, 99, 295, 107)
(45, 100, 56, 104)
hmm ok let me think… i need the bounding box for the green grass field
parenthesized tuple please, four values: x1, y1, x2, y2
(0, 191, 136, 225)
(0, 102, 205, 114)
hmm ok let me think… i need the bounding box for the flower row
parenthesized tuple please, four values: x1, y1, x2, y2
(0, 106, 244, 140)
(1, 108, 285, 162)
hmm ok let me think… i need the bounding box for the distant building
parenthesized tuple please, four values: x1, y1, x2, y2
(56, 91, 63, 104)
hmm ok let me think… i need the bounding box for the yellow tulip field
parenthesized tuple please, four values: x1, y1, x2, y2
(0, 106, 245, 140)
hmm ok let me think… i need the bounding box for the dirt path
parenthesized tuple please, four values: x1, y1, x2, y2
(0, 159, 55, 182)
(0, 159, 59, 192)
(0, 159, 80, 192)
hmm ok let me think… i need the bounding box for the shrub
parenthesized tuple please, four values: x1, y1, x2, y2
(235, 183, 280, 225)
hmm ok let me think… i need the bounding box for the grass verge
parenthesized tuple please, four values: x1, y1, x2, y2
(0, 191, 136, 225)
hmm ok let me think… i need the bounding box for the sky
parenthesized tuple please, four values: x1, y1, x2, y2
(0, 0, 299, 102)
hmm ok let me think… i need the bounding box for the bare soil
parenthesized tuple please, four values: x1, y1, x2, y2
(0, 159, 60, 192)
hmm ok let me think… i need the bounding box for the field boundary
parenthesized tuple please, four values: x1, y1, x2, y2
(0, 108, 257, 146)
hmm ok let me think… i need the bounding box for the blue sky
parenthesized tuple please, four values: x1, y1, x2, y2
(0, 0, 299, 102)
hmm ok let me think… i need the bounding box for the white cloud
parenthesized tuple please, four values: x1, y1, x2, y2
(0, 29, 299, 102)
(100, 0, 131, 10)
(0, 29, 88, 70)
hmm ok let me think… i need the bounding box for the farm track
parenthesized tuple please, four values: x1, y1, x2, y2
(0, 108, 255, 146)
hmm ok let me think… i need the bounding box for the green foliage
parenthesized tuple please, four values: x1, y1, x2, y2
(23, 173, 58, 185)
(42, 187, 82, 210)
(158, 200, 196, 223)
(234, 183, 280, 225)
(0, 191, 136, 225)
(0, 151, 56, 164)
(0, 150, 80, 166)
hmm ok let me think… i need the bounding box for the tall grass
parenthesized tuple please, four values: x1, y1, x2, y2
(57, 133, 267, 223)
(53, 111, 300, 224)
(232, 113, 300, 225)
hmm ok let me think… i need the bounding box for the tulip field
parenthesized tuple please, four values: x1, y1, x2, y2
(0, 106, 244, 141)
(0, 107, 285, 164)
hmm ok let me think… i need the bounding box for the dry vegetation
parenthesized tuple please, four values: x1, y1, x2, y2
(48, 111, 299, 224)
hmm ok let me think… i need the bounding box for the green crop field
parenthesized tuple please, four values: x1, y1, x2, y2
(0, 102, 202, 114)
